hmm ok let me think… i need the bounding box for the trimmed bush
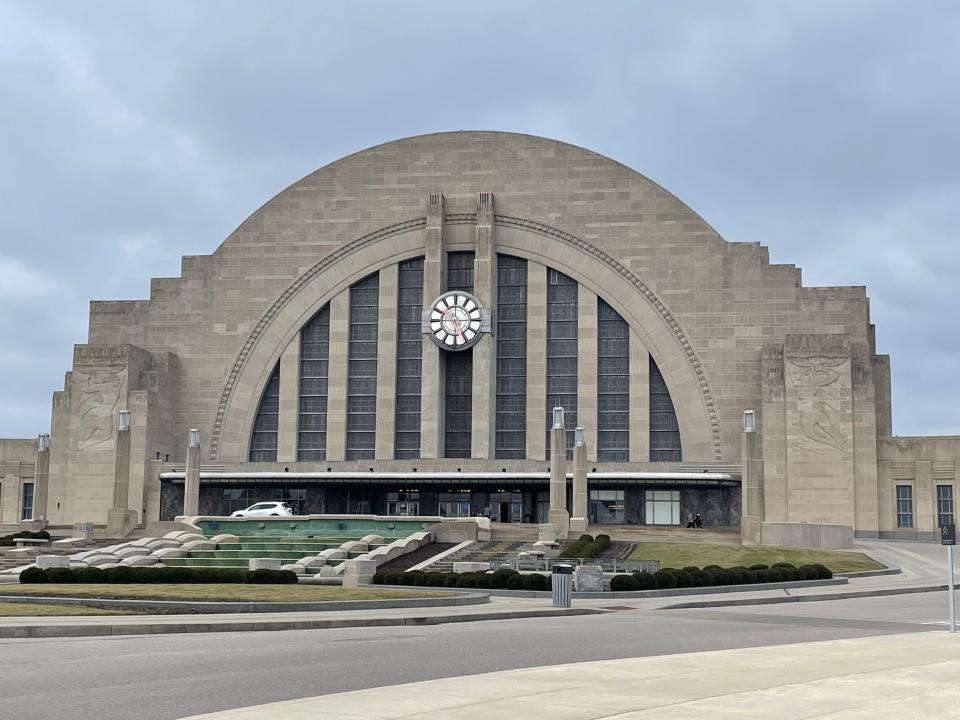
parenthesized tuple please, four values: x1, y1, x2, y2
(425, 572, 447, 587)
(251, 569, 297, 584)
(443, 574, 461, 588)
(734, 569, 753, 585)
(216, 569, 247, 584)
(682, 566, 700, 573)
(455, 575, 477, 588)
(522, 573, 547, 591)
(717, 569, 739, 585)
(489, 568, 519, 589)
(106, 566, 138, 584)
(772, 562, 796, 570)
(752, 569, 772, 584)
(689, 570, 713, 587)
(610, 574, 640, 592)
(45, 567, 76, 583)
(767, 569, 785, 584)
(506, 574, 525, 590)
(412, 573, 430, 587)
(777, 567, 797, 582)
(473, 573, 491, 589)
(703, 564, 723, 571)
(749, 564, 769, 571)
(190, 568, 222, 584)
(811, 564, 833, 580)
(161, 566, 194, 584)
(382, 572, 402, 585)
(371, 571, 386, 585)
(798, 565, 820, 581)
(19, 567, 48, 583)
(135, 567, 165, 584)
(634, 571, 658, 590)
(653, 571, 677, 589)
(76, 566, 105, 584)
(670, 570, 693, 588)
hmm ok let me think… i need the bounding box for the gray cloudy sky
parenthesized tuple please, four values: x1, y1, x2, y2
(1, 1, 958, 438)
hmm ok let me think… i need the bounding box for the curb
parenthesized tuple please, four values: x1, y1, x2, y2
(0, 590, 489, 614)
(661, 583, 951, 609)
(0, 607, 603, 639)
(473, 577, 847, 600)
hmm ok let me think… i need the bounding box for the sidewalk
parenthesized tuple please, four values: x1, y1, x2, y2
(181, 632, 960, 719)
(0, 595, 600, 638)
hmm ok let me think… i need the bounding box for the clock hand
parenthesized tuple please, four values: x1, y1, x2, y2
(452, 317, 465, 341)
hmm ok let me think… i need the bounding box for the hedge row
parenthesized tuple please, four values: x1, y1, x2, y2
(373, 562, 833, 594)
(0, 530, 50, 547)
(19, 566, 299, 585)
(373, 568, 552, 591)
(609, 563, 833, 592)
(559, 534, 611, 559)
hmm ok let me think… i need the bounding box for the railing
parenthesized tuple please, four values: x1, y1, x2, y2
(489, 555, 660, 574)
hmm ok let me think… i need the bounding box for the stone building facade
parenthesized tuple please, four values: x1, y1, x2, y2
(1, 131, 956, 540)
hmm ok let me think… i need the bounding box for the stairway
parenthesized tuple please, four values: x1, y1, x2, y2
(429, 539, 529, 573)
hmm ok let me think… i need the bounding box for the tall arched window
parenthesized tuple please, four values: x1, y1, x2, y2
(298, 305, 330, 461)
(495, 254, 527, 459)
(248, 362, 280, 462)
(597, 299, 629, 461)
(546, 268, 578, 457)
(395, 257, 424, 459)
(649, 356, 682, 461)
(346, 273, 379, 460)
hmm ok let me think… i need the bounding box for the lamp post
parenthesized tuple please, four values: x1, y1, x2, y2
(741, 409, 763, 544)
(34, 433, 50, 524)
(183, 428, 201, 517)
(107, 410, 137, 538)
(548, 407, 569, 538)
(570, 426, 588, 534)
(112, 411, 131, 508)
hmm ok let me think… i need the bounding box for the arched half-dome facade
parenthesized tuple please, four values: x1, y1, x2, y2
(24, 130, 932, 541)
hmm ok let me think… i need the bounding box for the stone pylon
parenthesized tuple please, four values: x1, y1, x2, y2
(569, 427, 588, 534)
(548, 407, 570, 538)
(183, 428, 201, 517)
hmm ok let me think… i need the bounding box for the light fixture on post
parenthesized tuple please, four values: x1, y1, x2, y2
(117, 410, 130, 432)
(742, 410, 756, 433)
(37, 433, 50, 452)
(570, 425, 588, 534)
(575, 426, 585, 446)
(184, 428, 201, 517)
(552, 406, 564, 429)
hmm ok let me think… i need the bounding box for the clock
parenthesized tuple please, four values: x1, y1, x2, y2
(427, 292, 484, 350)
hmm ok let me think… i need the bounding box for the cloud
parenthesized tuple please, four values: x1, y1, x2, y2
(0, 1, 958, 438)
(0, 255, 60, 302)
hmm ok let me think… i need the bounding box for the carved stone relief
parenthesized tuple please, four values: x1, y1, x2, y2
(74, 368, 125, 451)
(787, 355, 847, 454)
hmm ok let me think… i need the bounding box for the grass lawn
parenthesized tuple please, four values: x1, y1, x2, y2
(0, 602, 140, 616)
(0, 584, 447, 602)
(627, 543, 883, 573)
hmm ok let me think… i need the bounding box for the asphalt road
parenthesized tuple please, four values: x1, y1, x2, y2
(0, 591, 950, 720)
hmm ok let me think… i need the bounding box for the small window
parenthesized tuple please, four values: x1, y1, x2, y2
(896, 485, 913, 528)
(937, 485, 954, 528)
(21, 483, 34, 521)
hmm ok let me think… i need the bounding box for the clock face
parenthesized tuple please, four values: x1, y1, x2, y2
(429, 292, 483, 350)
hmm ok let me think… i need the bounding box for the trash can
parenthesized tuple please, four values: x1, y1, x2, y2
(552, 563, 574, 608)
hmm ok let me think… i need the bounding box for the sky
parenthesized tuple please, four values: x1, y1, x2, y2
(0, 1, 958, 438)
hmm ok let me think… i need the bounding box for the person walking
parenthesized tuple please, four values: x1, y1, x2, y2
(686, 513, 695, 528)
(694, 512, 703, 529)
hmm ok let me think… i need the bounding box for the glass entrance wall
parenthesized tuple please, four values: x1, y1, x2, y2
(645, 489, 680, 525)
(589, 489, 625, 524)
(438, 492, 471, 518)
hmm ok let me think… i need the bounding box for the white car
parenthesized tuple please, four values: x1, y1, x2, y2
(231, 501, 294, 518)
